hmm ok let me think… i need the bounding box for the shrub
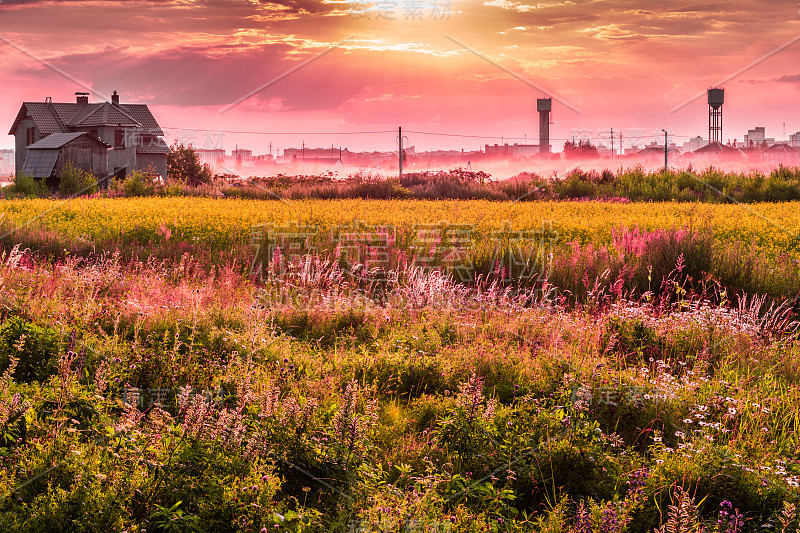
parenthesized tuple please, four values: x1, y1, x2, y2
(112, 167, 163, 197)
(58, 162, 97, 197)
(6, 172, 49, 198)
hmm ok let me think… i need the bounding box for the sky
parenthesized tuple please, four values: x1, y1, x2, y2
(0, 0, 799, 155)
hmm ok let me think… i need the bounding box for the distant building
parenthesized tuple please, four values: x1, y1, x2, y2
(8, 91, 169, 181)
(231, 149, 254, 169)
(231, 148, 253, 160)
(283, 147, 344, 160)
(196, 149, 225, 167)
(638, 143, 676, 163)
(791, 132, 800, 148)
(743, 127, 775, 147)
(693, 142, 747, 159)
(744, 127, 765, 146)
(763, 143, 799, 162)
(0, 149, 13, 176)
(484, 143, 540, 158)
(683, 136, 707, 152)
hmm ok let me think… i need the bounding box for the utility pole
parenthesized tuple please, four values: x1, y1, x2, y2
(398, 126, 403, 180)
(611, 128, 614, 161)
(619, 131, 623, 158)
(662, 129, 668, 171)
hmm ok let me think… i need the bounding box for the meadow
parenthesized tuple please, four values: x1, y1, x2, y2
(0, 195, 799, 531)
(2, 197, 799, 299)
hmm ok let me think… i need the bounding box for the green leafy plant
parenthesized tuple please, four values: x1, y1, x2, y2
(58, 162, 97, 196)
(149, 501, 206, 533)
(112, 166, 163, 197)
(6, 172, 49, 198)
(168, 143, 213, 186)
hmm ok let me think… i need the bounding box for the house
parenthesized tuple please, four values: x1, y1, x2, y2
(8, 91, 170, 183)
(22, 132, 110, 188)
(637, 144, 677, 163)
(692, 142, 746, 159)
(762, 143, 799, 162)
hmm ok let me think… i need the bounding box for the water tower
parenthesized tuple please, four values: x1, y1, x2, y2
(537, 98, 552, 155)
(708, 88, 724, 144)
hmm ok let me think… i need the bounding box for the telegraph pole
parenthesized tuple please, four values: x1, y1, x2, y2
(398, 126, 403, 180)
(662, 129, 668, 171)
(611, 128, 614, 161)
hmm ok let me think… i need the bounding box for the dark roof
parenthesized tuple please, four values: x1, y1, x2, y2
(9, 103, 65, 135)
(764, 143, 798, 153)
(693, 142, 744, 154)
(27, 132, 85, 149)
(638, 145, 677, 155)
(27, 132, 111, 149)
(68, 102, 140, 128)
(22, 149, 59, 178)
(121, 104, 164, 136)
(136, 137, 171, 154)
(9, 100, 164, 136)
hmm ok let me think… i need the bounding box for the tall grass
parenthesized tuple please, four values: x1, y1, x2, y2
(207, 165, 800, 203)
(6, 166, 800, 203)
(0, 239, 798, 531)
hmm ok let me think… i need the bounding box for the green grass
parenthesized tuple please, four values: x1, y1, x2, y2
(0, 233, 798, 531)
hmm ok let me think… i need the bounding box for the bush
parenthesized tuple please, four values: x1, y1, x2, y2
(112, 167, 163, 197)
(58, 162, 97, 197)
(6, 172, 48, 198)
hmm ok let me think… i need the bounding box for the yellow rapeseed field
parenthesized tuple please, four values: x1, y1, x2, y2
(1, 198, 799, 256)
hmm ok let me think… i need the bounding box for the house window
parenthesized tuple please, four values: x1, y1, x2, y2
(26, 127, 36, 146)
(90, 129, 98, 139)
(114, 130, 125, 148)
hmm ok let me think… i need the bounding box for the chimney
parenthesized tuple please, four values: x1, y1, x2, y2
(112, 90, 119, 106)
(76, 92, 89, 105)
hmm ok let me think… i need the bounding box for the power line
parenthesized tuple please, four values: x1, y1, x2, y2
(161, 125, 719, 144)
(162, 127, 397, 136)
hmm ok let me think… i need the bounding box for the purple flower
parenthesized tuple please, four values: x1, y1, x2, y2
(574, 502, 592, 533)
(625, 468, 650, 504)
(600, 504, 621, 533)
